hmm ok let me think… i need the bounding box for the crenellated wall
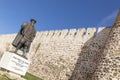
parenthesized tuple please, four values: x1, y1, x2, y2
(29, 27, 111, 80)
(0, 27, 111, 80)
(0, 27, 113, 80)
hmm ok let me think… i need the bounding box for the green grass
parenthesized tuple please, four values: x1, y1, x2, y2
(22, 72, 43, 80)
(0, 75, 17, 80)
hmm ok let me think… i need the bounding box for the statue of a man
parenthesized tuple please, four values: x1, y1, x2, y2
(12, 19, 37, 59)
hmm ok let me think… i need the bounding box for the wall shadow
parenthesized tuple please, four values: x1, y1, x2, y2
(69, 27, 111, 80)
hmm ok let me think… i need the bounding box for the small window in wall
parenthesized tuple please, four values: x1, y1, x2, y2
(74, 32, 77, 36)
(47, 32, 49, 36)
(51, 32, 55, 37)
(66, 32, 69, 35)
(59, 32, 61, 36)
(83, 32, 86, 35)
(64, 32, 69, 38)
(82, 32, 86, 37)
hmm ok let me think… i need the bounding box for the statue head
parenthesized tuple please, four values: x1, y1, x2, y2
(30, 19, 37, 24)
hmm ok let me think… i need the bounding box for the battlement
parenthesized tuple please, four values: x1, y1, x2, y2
(0, 26, 112, 80)
(35, 26, 110, 42)
(0, 26, 110, 40)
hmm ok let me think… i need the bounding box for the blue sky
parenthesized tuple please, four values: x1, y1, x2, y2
(0, 0, 120, 34)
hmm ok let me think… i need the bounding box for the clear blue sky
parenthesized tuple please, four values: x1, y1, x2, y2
(0, 0, 120, 34)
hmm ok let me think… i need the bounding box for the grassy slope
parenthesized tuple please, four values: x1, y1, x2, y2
(0, 72, 42, 80)
(0, 75, 17, 80)
(22, 72, 43, 80)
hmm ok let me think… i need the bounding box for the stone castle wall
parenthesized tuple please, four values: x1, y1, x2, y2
(0, 27, 113, 80)
(30, 27, 112, 80)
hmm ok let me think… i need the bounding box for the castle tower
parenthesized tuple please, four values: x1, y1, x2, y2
(93, 9, 120, 80)
(113, 9, 120, 26)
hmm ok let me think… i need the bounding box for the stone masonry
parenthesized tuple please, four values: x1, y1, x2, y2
(0, 10, 120, 80)
(92, 9, 120, 80)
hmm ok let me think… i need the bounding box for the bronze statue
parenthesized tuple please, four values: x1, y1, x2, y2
(12, 19, 37, 59)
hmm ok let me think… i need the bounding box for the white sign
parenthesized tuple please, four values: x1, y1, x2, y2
(0, 52, 30, 75)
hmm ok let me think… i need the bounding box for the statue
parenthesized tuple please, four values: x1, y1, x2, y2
(12, 19, 37, 59)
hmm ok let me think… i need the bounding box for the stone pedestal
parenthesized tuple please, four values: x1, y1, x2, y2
(0, 51, 30, 76)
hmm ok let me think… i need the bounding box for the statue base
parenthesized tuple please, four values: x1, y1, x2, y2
(0, 51, 30, 76)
